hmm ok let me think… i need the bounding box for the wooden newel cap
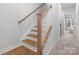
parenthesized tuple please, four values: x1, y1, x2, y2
(37, 13, 42, 15)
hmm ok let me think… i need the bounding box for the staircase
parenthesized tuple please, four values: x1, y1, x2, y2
(2, 4, 52, 55)
(21, 12, 52, 54)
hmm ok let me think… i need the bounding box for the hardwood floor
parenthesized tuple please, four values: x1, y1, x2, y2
(49, 31, 79, 55)
(2, 46, 37, 55)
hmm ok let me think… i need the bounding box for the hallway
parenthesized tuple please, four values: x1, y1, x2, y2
(50, 31, 79, 55)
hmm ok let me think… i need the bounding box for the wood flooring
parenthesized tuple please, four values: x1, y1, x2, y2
(2, 46, 37, 55)
(49, 32, 79, 55)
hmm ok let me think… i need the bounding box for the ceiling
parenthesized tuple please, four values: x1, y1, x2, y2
(61, 3, 76, 9)
(61, 3, 76, 16)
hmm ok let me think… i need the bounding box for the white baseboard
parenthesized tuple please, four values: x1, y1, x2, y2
(0, 43, 22, 55)
(21, 42, 37, 52)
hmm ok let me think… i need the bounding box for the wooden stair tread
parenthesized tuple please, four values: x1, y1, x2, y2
(27, 34, 38, 38)
(2, 46, 37, 55)
(34, 25, 38, 27)
(31, 29, 38, 32)
(23, 39, 37, 47)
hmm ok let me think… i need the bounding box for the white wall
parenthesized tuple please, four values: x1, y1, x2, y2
(62, 6, 75, 34)
(0, 3, 42, 52)
(75, 3, 79, 40)
(19, 3, 47, 34)
(59, 4, 65, 36)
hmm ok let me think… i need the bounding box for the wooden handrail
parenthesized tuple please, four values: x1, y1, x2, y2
(18, 3, 45, 24)
(37, 13, 42, 55)
(44, 26, 52, 44)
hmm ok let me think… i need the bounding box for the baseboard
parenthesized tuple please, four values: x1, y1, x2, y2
(21, 42, 37, 52)
(0, 43, 22, 55)
(44, 37, 60, 55)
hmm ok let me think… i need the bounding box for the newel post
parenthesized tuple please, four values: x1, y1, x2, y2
(37, 13, 42, 55)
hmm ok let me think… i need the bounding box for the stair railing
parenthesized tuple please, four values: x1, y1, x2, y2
(36, 8, 52, 54)
(17, 3, 52, 55)
(44, 26, 52, 44)
(18, 3, 45, 24)
(40, 7, 53, 55)
(36, 9, 52, 54)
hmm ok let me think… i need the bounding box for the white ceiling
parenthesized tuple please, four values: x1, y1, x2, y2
(61, 3, 76, 16)
(61, 3, 76, 9)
